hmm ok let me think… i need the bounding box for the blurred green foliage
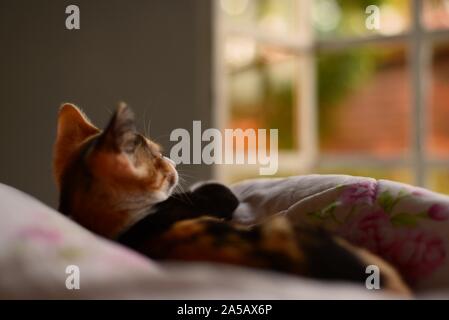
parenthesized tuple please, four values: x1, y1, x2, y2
(316, 0, 386, 139)
(318, 49, 376, 138)
(230, 0, 392, 149)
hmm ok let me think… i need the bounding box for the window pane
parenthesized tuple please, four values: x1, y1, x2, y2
(428, 169, 449, 195)
(316, 167, 413, 184)
(227, 167, 413, 185)
(220, 0, 300, 36)
(318, 44, 411, 157)
(225, 37, 300, 151)
(423, 0, 449, 30)
(313, 0, 410, 39)
(428, 42, 449, 158)
(225, 168, 299, 184)
(220, 0, 256, 26)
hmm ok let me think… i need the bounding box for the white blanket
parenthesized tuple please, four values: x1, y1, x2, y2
(232, 175, 449, 291)
(2, 174, 449, 299)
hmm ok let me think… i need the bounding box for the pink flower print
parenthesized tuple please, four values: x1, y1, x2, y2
(387, 231, 446, 283)
(339, 181, 378, 206)
(428, 204, 449, 221)
(411, 189, 426, 196)
(339, 209, 395, 254)
(338, 209, 447, 284)
(18, 226, 62, 244)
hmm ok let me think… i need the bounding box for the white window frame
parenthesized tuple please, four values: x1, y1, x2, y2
(213, 0, 449, 187)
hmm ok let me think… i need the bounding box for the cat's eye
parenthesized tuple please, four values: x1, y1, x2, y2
(147, 143, 163, 159)
(123, 141, 137, 153)
(123, 134, 141, 153)
(152, 151, 163, 159)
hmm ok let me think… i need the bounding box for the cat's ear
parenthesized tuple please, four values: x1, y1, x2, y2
(98, 102, 137, 152)
(54, 103, 100, 187)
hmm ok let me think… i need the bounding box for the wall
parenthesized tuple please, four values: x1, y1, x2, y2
(0, 0, 213, 207)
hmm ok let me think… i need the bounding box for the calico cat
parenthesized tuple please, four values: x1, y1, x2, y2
(54, 103, 411, 296)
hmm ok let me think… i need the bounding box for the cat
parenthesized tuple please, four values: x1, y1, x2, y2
(54, 102, 411, 296)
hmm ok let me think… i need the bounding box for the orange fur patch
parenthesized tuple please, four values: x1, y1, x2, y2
(53, 103, 99, 188)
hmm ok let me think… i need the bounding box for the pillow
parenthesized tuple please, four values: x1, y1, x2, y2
(0, 182, 395, 299)
(0, 183, 162, 298)
(232, 175, 449, 292)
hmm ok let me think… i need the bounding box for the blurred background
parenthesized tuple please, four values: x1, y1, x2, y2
(1, 0, 449, 208)
(0, 0, 213, 207)
(216, 0, 449, 194)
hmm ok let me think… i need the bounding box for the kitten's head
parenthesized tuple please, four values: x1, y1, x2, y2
(54, 103, 178, 238)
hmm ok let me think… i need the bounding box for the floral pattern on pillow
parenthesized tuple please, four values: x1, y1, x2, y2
(305, 180, 449, 287)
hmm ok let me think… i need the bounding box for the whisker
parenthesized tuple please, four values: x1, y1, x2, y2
(176, 168, 198, 175)
(151, 133, 172, 142)
(177, 172, 197, 181)
(170, 189, 193, 205)
(143, 109, 148, 137)
(147, 119, 152, 138)
(178, 173, 196, 180)
(171, 182, 194, 205)
(104, 106, 113, 115)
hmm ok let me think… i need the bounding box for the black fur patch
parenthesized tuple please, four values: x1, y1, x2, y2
(117, 183, 239, 247)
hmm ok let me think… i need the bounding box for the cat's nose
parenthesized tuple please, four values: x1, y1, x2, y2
(164, 156, 176, 168)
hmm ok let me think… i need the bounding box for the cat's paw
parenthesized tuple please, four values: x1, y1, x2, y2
(191, 183, 239, 220)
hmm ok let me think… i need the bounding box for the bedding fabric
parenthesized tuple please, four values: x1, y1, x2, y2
(1, 174, 449, 299)
(232, 174, 449, 292)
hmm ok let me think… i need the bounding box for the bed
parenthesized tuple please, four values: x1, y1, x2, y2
(1, 175, 449, 299)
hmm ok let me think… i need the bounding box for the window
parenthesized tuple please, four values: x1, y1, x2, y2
(213, 0, 449, 194)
